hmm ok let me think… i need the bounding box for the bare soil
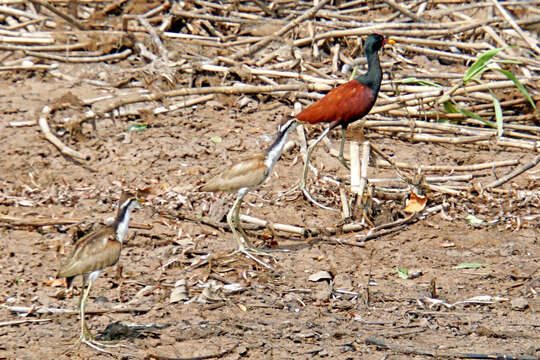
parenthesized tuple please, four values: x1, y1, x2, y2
(0, 5, 539, 357)
(0, 68, 538, 360)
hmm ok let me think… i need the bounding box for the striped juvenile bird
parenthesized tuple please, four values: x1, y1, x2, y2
(57, 192, 141, 350)
(295, 34, 393, 202)
(200, 119, 297, 256)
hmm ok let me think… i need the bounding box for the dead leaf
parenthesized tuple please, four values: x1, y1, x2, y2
(309, 270, 333, 282)
(403, 192, 427, 213)
(170, 279, 189, 304)
(44, 278, 67, 288)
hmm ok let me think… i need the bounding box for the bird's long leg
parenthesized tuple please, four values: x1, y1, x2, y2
(227, 191, 250, 251)
(79, 275, 93, 342)
(78, 277, 127, 353)
(226, 191, 275, 269)
(300, 126, 331, 193)
(300, 126, 339, 211)
(337, 125, 350, 170)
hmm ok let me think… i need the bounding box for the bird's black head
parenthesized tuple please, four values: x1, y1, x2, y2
(365, 34, 387, 54)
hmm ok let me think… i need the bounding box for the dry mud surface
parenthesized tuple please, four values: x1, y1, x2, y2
(1, 0, 540, 355)
(0, 71, 538, 360)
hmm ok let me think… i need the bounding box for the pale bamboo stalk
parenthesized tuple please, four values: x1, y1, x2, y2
(146, 95, 216, 116)
(171, 8, 270, 24)
(5, 305, 150, 315)
(198, 63, 339, 85)
(369, 174, 473, 184)
(163, 32, 219, 41)
(370, 159, 520, 172)
(27, 0, 88, 30)
(293, 24, 479, 48)
(8, 120, 37, 127)
(359, 142, 371, 200)
(423, 183, 463, 196)
(388, 132, 540, 151)
(137, 15, 168, 59)
(375, 89, 443, 107)
(395, 133, 494, 145)
(0, 64, 56, 71)
(382, 0, 423, 22)
(489, 0, 540, 54)
(230, 0, 329, 61)
(239, 214, 305, 235)
(25, 49, 132, 63)
(0, 5, 44, 20)
(92, 83, 333, 115)
(339, 187, 350, 220)
(390, 36, 490, 50)
(370, 119, 493, 133)
(350, 141, 361, 194)
(0, 35, 53, 44)
(0, 29, 54, 37)
(0, 41, 91, 51)
(486, 155, 540, 188)
(398, 44, 477, 62)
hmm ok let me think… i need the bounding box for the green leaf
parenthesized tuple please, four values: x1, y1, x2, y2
(493, 59, 521, 65)
(493, 68, 536, 109)
(127, 124, 148, 131)
(490, 91, 503, 137)
(210, 136, 222, 143)
(397, 268, 409, 279)
(464, 48, 504, 83)
(453, 103, 496, 128)
(466, 214, 485, 225)
(443, 101, 459, 113)
(453, 262, 490, 269)
(350, 66, 358, 81)
(395, 77, 442, 87)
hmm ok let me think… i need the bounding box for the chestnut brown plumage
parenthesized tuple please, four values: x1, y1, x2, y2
(295, 34, 393, 200)
(57, 192, 140, 349)
(200, 119, 297, 254)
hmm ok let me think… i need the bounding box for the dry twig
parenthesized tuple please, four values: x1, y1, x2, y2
(38, 106, 90, 162)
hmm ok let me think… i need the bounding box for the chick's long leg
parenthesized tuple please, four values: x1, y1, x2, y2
(78, 276, 127, 353)
(227, 190, 250, 251)
(226, 190, 275, 269)
(79, 275, 93, 342)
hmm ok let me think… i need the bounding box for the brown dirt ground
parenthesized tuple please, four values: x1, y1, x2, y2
(0, 64, 539, 360)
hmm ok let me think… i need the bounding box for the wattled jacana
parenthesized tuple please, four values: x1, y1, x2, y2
(57, 192, 141, 351)
(296, 34, 393, 200)
(200, 119, 297, 256)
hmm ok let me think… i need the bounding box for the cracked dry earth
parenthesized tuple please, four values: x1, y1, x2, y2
(1, 69, 539, 360)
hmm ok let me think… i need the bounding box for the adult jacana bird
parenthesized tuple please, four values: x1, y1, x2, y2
(57, 192, 141, 350)
(200, 118, 297, 257)
(296, 34, 393, 200)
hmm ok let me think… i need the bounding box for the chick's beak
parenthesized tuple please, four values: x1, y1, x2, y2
(135, 197, 146, 208)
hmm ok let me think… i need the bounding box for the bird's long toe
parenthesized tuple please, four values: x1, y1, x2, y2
(338, 155, 350, 170)
(302, 186, 338, 212)
(232, 245, 276, 270)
